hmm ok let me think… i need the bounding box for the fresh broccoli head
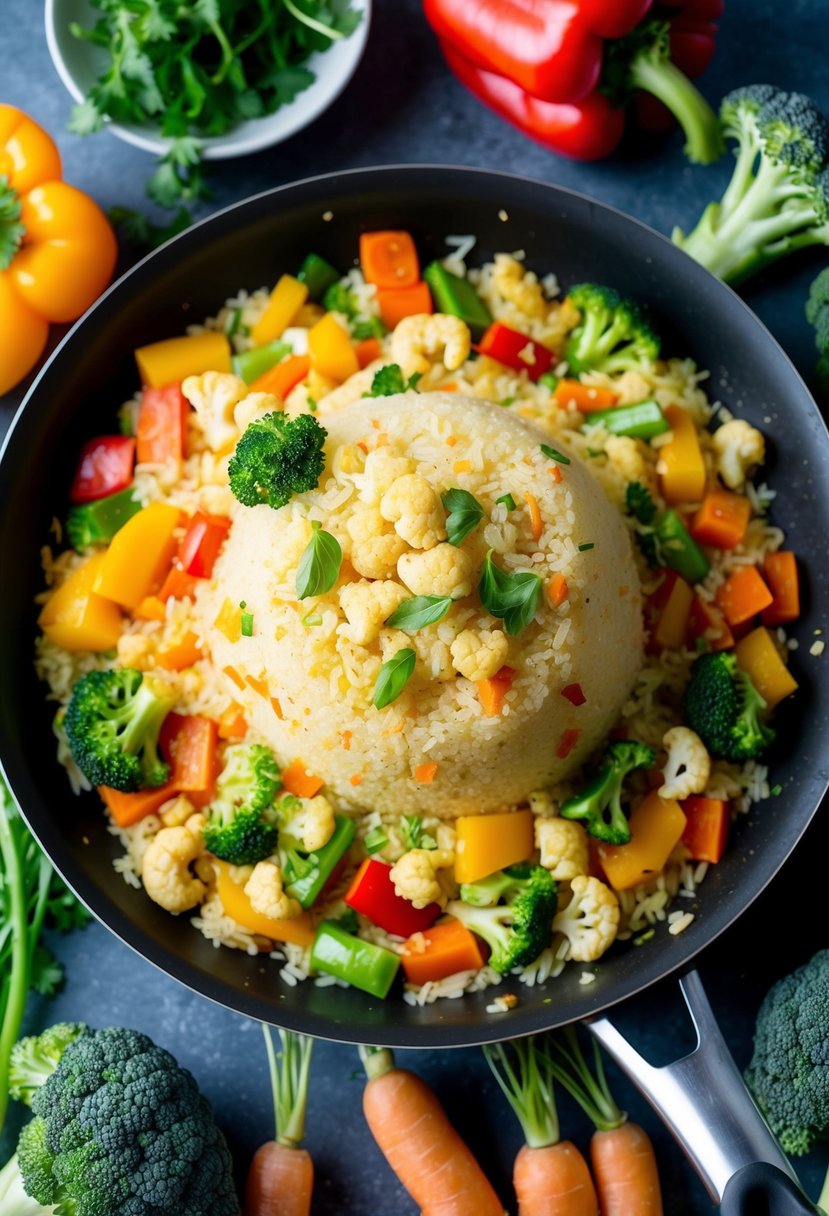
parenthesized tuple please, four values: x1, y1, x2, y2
(228, 412, 327, 510)
(682, 650, 775, 762)
(806, 266, 829, 396)
(9, 1023, 87, 1108)
(674, 86, 829, 283)
(0, 1024, 240, 1215)
(64, 668, 178, 792)
(745, 949, 829, 1156)
(560, 740, 655, 845)
(448, 864, 557, 973)
(202, 743, 280, 865)
(565, 284, 660, 376)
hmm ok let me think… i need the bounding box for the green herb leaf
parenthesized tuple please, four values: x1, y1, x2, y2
(442, 488, 485, 546)
(478, 551, 543, 635)
(402, 816, 437, 852)
(364, 826, 389, 854)
(296, 522, 342, 599)
(540, 443, 570, 465)
(364, 364, 421, 398)
(373, 648, 416, 709)
(385, 596, 453, 631)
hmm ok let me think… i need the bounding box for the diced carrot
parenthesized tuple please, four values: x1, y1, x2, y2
(553, 380, 618, 413)
(690, 486, 751, 549)
(376, 281, 433, 329)
(413, 762, 438, 784)
(715, 565, 773, 628)
(547, 573, 568, 608)
(248, 353, 310, 399)
(360, 230, 420, 288)
(270, 697, 284, 719)
(556, 728, 581, 759)
(355, 337, 382, 368)
(401, 917, 487, 985)
(548, 464, 563, 484)
(761, 551, 800, 626)
(246, 674, 270, 698)
(160, 712, 218, 792)
(157, 564, 199, 603)
(134, 595, 166, 622)
(561, 682, 586, 706)
(441, 382, 459, 392)
(136, 383, 189, 467)
(281, 758, 324, 798)
(350, 773, 364, 786)
(525, 491, 543, 541)
(476, 665, 516, 717)
(680, 796, 730, 863)
(99, 782, 177, 827)
(223, 664, 246, 690)
(218, 703, 247, 739)
(687, 593, 734, 652)
(156, 630, 203, 671)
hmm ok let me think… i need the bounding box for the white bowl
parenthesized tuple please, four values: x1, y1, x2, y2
(44, 0, 371, 159)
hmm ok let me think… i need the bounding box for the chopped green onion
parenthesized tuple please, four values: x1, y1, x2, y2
(224, 307, 244, 338)
(478, 551, 543, 636)
(496, 493, 516, 511)
(422, 261, 492, 340)
(373, 648, 416, 709)
(442, 487, 485, 546)
(307, 397, 318, 413)
(364, 827, 389, 855)
(302, 611, 322, 628)
(538, 372, 559, 391)
(583, 400, 670, 441)
(578, 542, 595, 552)
(634, 929, 656, 946)
(296, 522, 342, 599)
(540, 443, 570, 465)
(240, 601, 254, 636)
(386, 595, 453, 631)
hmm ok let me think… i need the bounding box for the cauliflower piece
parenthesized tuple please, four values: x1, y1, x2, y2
(271, 517, 314, 580)
(493, 253, 548, 318)
(712, 419, 766, 489)
(397, 543, 473, 599)
(280, 794, 336, 852)
(553, 875, 620, 963)
(183, 372, 246, 453)
(391, 314, 471, 377)
(390, 848, 454, 910)
(535, 818, 589, 882)
(160, 794, 196, 829)
(450, 628, 509, 682)
(380, 474, 447, 550)
(358, 448, 416, 504)
(141, 821, 207, 914)
(116, 631, 156, 671)
(332, 442, 367, 482)
(659, 726, 711, 800)
(347, 506, 409, 579)
(233, 390, 279, 434)
(244, 860, 302, 921)
(612, 370, 654, 406)
(316, 365, 379, 415)
(604, 435, 655, 488)
(339, 579, 409, 645)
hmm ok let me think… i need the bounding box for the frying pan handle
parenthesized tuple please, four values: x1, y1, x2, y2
(587, 970, 818, 1211)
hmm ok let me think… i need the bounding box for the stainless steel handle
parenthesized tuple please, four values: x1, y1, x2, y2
(587, 970, 805, 1204)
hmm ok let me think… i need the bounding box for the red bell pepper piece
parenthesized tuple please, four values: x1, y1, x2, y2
(136, 382, 189, 466)
(476, 321, 554, 381)
(178, 510, 232, 578)
(69, 435, 136, 504)
(345, 858, 441, 938)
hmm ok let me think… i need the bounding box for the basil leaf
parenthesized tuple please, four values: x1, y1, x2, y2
(373, 648, 416, 709)
(478, 550, 543, 636)
(385, 595, 453, 631)
(296, 522, 342, 599)
(442, 487, 485, 546)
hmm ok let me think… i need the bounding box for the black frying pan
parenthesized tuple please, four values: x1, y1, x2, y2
(1, 166, 828, 1206)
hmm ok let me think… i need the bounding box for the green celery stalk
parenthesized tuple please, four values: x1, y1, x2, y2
(310, 921, 400, 998)
(423, 261, 492, 340)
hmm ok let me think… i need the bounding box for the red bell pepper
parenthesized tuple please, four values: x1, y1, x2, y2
(177, 510, 232, 578)
(136, 382, 189, 466)
(69, 435, 136, 504)
(476, 321, 554, 381)
(345, 858, 442, 938)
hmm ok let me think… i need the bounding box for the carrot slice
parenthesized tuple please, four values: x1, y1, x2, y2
(476, 665, 516, 717)
(360, 231, 419, 288)
(248, 353, 310, 399)
(98, 782, 177, 827)
(680, 795, 730, 863)
(156, 630, 203, 671)
(715, 565, 773, 627)
(525, 491, 543, 541)
(281, 758, 324, 798)
(376, 281, 433, 329)
(553, 380, 618, 413)
(690, 486, 751, 549)
(547, 573, 569, 608)
(761, 551, 800, 625)
(413, 762, 438, 784)
(401, 918, 487, 985)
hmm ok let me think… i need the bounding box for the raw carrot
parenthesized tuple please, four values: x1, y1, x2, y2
(761, 551, 800, 625)
(476, 664, 516, 716)
(248, 353, 310, 399)
(359, 230, 420, 288)
(689, 486, 751, 549)
(245, 1025, 314, 1216)
(361, 1046, 503, 1216)
(400, 917, 486, 985)
(715, 565, 773, 627)
(413, 761, 438, 783)
(484, 1036, 598, 1216)
(553, 380, 618, 413)
(376, 281, 433, 329)
(281, 758, 323, 799)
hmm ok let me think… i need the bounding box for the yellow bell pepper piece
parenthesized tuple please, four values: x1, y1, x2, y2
(251, 275, 308, 346)
(308, 312, 360, 383)
(94, 502, 182, 611)
(213, 860, 315, 946)
(653, 574, 693, 651)
(214, 597, 242, 643)
(454, 809, 534, 885)
(134, 331, 231, 388)
(735, 626, 799, 709)
(659, 405, 706, 505)
(598, 791, 687, 891)
(38, 551, 122, 652)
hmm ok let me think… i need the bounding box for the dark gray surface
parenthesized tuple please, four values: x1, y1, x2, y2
(2, 0, 829, 1210)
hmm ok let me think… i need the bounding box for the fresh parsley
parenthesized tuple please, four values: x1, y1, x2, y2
(373, 648, 416, 709)
(296, 521, 342, 599)
(442, 487, 485, 546)
(479, 551, 543, 635)
(364, 364, 421, 397)
(385, 596, 453, 631)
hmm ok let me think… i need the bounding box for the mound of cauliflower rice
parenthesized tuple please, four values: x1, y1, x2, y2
(34, 241, 798, 1006)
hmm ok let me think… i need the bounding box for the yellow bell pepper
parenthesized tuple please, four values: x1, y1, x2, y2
(250, 274, 308, 346)
(134, 331, 231, 388)
(659, 404, 707, 505)
(214, 596, 242, 643)
(38, 551, 122, 652)
(598, 791, 687, 891)
(94, 502, 183, 611)
(0, 105, 117, 395)
(308, 312, 360, 383)
(652, 573, 693, 651)
(735, 626, 799, 709)
(454, 809, 534, 885)
(213, 860, 315, 946)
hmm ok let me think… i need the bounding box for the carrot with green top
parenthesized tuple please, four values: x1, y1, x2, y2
(245, 1025, 314, 1216)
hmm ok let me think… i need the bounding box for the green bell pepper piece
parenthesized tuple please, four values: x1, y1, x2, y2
(282, 814, 356, 909)
(232, 340, 292, 385)
(66, 487, 142, 552)
(310, 920, 400, 998)
(655, 509, 710, 584)
(584, 399, 670, 440)
(297, 253, 341, 301)
(423, 261, 492, 340)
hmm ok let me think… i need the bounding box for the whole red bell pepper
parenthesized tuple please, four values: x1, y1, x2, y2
(425, 0, 723, 163)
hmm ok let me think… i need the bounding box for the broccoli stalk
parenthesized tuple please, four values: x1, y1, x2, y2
(565, 284, 660, 376)
(682, 651, 775, 762)
(202, 743, 281, 865)
(63, 668, 178, 792)
(449, 864, 557, 974)
(806, 266, 829, 397)
(228, 412, 327, 510)
(560, 741, 655, 845)
(673, 86, 829, 284)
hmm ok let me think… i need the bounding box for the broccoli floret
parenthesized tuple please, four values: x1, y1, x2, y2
(202, 743, 280, 865)
(448, 864, 557, 974)
(363, 364, 421, 397)
(1, 1024, 240, 1215)
(228, 412, 327, 510)
(806, 266, 829, 396)
(565, 284, 660, 376)
(560, 741, 655, 845)
(322, 281, 359, 319)
(674, 86, 829, 283)
(745, 950, 829, 1157)
(9, 1023, 86, 1107)
(64, 669, 178, 792)
(682, 650, 775, 762)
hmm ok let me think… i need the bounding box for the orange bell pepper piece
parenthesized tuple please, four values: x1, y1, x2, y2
(250, 275, 308, 346)
(308, 312, 360, 383)
(135, 331, 231, 387)
(38, 551, 122, 652)
(761, 552, 800, 626)
(598, 791, 687, 891)
(454, 809, 534, 884)
(213, 860, 315, 946)
(94, 502, 183, 611)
